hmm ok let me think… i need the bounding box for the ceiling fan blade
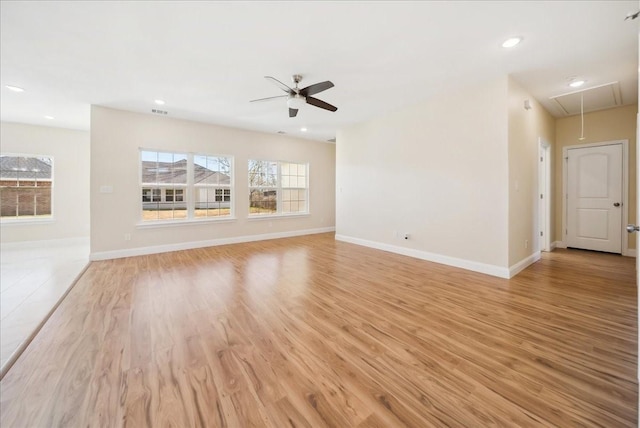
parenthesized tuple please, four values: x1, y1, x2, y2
(289, 108, 298, 118)
(265, 76, 294, 94)
(250, 95, 288, 103)
(306, 96, 338, 112)
(300, 81, 334, 97)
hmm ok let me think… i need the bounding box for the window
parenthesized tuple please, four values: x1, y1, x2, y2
(194, 154, 232, 218)
(141, 150, 232, 221)
(215, 188, 230, 202)
(165, 189, 183, 202)
(141, 151, 187, 220)
(0, 155, 53, 220)
(248, 160, 307, 216)
(281, 162, 307, 214)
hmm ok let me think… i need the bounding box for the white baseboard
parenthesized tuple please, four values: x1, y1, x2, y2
(624, 249, 636, 257)
(550, 241, 557, 250)
(509, 252, 541, 277)
(334, 234, 511, 279)
(553, 241, 567, 249)
(90, 227, 335, 261)
(0, 236, 89, 251)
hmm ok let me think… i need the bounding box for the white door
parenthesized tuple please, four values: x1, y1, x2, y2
(566, 144, 623, 253)
(627, 113, 640, 382)
(538, 140, 551, 252)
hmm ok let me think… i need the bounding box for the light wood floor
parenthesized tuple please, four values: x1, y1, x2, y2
(0, 233, 637, 427)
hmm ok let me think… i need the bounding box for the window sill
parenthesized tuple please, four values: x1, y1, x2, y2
(247, 213, 310, 221)
(1, 218, 55, 226)
(136, 217, 237, 229)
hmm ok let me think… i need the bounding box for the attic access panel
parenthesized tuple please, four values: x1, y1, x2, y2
(550, 82, 622, 116)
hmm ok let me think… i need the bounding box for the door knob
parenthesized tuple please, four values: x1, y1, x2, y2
(626, 224, 639, 233)
(613, 202, 621, 207)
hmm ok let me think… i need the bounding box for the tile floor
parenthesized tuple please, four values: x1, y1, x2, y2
(1, 238, 89, 371)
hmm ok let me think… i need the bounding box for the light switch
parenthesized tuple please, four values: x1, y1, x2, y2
(100, 185, 113, 193)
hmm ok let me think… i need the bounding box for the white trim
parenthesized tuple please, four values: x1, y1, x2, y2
(1, 218, 56, 226)
(136, 217, 237, 229)
(538, 138, 551, 252)
(334, 234, 510, 279)
(509, 251, 541, 277)
(0, 236, 89, 250)
(562, 140, 629, 255)
(624, 249, 636, 258)
(90, 227, 335, 261)
(246, 213, 310, 221)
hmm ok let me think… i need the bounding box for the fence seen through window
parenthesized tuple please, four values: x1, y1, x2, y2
(0, 155, 53, 220)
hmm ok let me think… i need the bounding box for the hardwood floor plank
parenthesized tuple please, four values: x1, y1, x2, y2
(266, 396, 314, 428)
(0, 233, 637, 427)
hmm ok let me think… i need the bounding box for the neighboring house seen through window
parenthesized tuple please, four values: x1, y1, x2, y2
(215, 188, 230, 202)
(0, 155, 53, 220)
(141, 150, 232, 221)
(248, 160, 308, 216)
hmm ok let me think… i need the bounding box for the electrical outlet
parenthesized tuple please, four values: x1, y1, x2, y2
(525, 239, 529, 249)
(124, 233, 131, 241)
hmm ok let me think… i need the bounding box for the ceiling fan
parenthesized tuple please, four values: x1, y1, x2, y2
(250, 75, 337, 117)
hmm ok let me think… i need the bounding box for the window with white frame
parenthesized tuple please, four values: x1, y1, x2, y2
(193, 154, 232, 218)
(141, 150, 232, 221)
(281, 162, 308, 214)
(0, 155, 53, 220)
(248, 160, 308, 216)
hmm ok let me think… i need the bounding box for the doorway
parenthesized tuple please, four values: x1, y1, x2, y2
(562, 140, 628, 254)
(538, 138, 551, 252)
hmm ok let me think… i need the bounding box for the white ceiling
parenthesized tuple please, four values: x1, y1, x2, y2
(1, 1, 638, 143)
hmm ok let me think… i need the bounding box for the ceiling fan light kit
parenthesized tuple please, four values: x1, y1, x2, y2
(250, 74, 337, 118)
(287, 94, 306, 110)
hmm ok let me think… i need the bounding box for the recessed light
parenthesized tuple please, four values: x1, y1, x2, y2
(502, 37, 522, 48)
(569, 80, 585, 88)
(44, 115, 54, 120)
(5, 85, 24, 92)
(300, 127, 307, 132)
(154, 99, 165, 105)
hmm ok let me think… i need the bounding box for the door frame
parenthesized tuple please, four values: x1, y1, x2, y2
(562, 139, 629, 256)
(538, 138, 551, 252)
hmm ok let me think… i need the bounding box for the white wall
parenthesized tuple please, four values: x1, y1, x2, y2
(90, 106, 335, 257)
(507, 77, 555, 268)
(0, 122, 90, 243)
(336, 77, 510, 276)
